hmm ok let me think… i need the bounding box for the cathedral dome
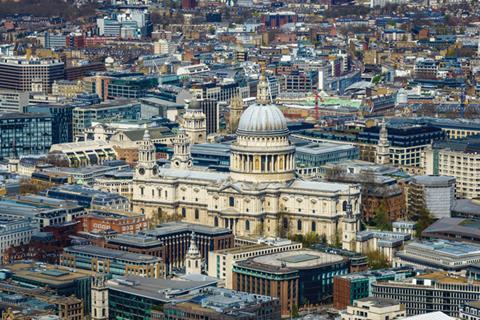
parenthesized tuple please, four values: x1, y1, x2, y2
(236, 103, 288, 137)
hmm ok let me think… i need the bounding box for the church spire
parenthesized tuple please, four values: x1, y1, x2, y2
(376, 118, 390, 165)
(185, 232, 202, 275)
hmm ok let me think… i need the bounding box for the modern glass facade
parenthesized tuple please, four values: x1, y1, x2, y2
(0, 113, 53, 159)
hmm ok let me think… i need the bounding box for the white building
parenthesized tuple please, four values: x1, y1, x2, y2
(131, 72, 361, 242)
(207, 237, 302, 288)
(0, 217, 38, 260)
(340, 297, 406, 320)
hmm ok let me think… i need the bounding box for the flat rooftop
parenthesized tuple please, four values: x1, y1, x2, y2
(406, 240, 480, 257)
(251, 249, 344, 269)
(106, 276, 217, 302)
(142, 221, 231, 237)
(64, 245, 161, 263)
(6, 263, 95, 285)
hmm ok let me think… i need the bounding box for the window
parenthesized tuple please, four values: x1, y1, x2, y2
(229, 196, 235, 207)
(214, 217, 219, 227)
(312, 221, 316, 232)
(181, 208, 186, 218)
(195, 209, 199, 220)
(140, 186, 144, 196)
(297, 219, 302, 231)
(342, 201, 348, 211)
(283, 218, 288, 229)
(245, 220, 250, 231)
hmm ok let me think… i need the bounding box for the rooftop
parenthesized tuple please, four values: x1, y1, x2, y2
(141, 221, 232, 237)
(64, 245, 161, 263)
(248, 249, 344, 270)
(106, 276, 217, 302)
(6, 263, 95, 285)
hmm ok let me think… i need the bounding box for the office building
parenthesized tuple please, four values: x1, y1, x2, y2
(26, 104, 76, 144)
(160, 287, 280, 320)
(39, 161, 129, 185)
(233, 249, 349, 316)
(72, 99, 141, 138)
(6, 262, 95, 314)
(0, 89, 29, 113)
(395, 240, 480, 271)
(408, 176, 455, 219)
(0, 217, 38, 261)
(422, 218, 480, 244)
(61, 245, 164, 278)
(140, 222, 234, 273)
(0, 57, 65, 93)
(460, 301, 480, 320)
(106, 276, 217, 319)
(44, 184, 130, 210)
(372, 272, 480, 317)
(207, 237, 302, 289)
(340, 297, 406, 320)
(49, 141, 117, 167)
(355, 230, 411, 262)
(105, 233, 165, 259)
(76, 210, 147, 234)
(198, 98, 219, 135)
(295, 142, 359, 176)
(425, 138, 480, 199)
(333, 267, 416, 310)
(359, 124, 445, 168)
(0, 113, 53, 160)
(52, 80, 84, 98)
(0, 195, 85, 229)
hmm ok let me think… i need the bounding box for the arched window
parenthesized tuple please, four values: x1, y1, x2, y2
(214, 217, 219, 227)
(312, 221, 316, 232)
(229, 196, 235, 207)
(164, 190, 168, 198)
(297, 219, 302, 231)
(194, 209, 199, 220)
(245, 220, 250, 231)
(181, 208, 186, 218)
(342, 201, 348, 211)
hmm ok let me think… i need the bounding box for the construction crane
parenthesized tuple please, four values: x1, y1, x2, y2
(312, 90, 324, 121)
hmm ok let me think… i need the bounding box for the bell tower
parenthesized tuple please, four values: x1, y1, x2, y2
(91, 274, 108, 320)
(171, 128, 193, 169)
(136, 129, 158, 178)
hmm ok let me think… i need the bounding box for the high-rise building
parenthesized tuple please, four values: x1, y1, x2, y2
(0, 57, 65, 93)
(0, 112, 53, 159)
(407, 175, 456, 219)
(198, 98, 219, 135)
(425, 138, 480, 199)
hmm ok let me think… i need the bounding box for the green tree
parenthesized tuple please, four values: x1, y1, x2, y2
(415, 208, 435, 238)
(291, 304, 299, 318)
(366, 250, 391, 269)
(371, 202, 392, 231)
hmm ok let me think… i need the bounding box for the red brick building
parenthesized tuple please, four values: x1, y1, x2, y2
(75, 210, 147, 234)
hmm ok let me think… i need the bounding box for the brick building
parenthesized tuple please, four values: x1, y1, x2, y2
(75, 210, 147, 234)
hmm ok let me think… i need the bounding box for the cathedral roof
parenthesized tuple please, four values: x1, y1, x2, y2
(236, 103, 288, 137)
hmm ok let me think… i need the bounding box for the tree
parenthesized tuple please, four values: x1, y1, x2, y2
(415, 208, 435, 238)
(366, 250, 391, 269)
(371, 202, 392, 231)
